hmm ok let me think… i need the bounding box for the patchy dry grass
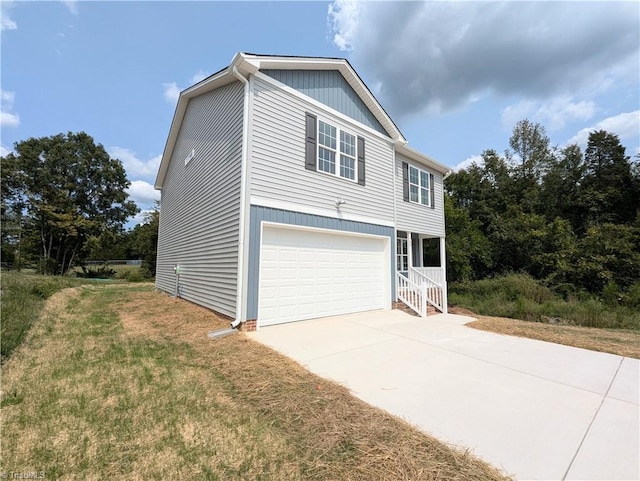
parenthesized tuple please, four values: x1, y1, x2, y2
(1, 284, 510, 480)
(453, 307, 640, 359)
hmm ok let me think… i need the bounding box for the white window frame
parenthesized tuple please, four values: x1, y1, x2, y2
(408, 165, 431, 207)
(317, 118, 358, 183)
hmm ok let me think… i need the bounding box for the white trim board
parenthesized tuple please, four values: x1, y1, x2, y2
(250, 196, 396, 228)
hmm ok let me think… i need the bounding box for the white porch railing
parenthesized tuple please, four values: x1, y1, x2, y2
(414, 267, 445, 287)
(397, 272, 427, 318)
(397, 267, 448, 315)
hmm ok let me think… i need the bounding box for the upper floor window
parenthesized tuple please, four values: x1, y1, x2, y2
(318, 120, 356, 182)
(305, 112, 365, 186)
(409, 165, 431, 206)
(402, 161, 434, 208)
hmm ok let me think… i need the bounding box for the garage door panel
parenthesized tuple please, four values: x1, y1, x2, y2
(259, 226, 389, 326)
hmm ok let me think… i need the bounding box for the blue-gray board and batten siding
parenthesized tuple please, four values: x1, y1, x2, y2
(246, 205, 396, 320)
(261, 69, 387, 136)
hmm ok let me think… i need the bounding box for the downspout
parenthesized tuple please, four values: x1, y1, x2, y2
(230, 66, 249, 329)
(441, 169, 452, 313)
(391, 143, 398, 302)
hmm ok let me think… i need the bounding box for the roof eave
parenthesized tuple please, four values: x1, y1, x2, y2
(395, 142, 451, 175)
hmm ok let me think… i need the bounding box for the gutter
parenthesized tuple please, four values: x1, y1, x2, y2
(443, 170, 453, 180)
(230, 66, 250, 329)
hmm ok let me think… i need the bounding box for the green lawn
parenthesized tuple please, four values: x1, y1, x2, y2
(1, 280, 509, 480)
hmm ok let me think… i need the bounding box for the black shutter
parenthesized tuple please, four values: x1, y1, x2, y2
(430, 173, 435, 208)
(402, 162, 409, 202)
(305, 112, 317, 171)
(357, 136, 365, 186)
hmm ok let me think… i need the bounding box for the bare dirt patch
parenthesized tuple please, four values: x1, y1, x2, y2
(118, 289, 228, 342)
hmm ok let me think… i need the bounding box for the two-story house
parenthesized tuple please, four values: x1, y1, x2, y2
(154, 53, 451, 330)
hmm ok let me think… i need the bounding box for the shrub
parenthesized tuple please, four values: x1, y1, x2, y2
(451, 273, 554, 304)
(450, 274, 639, 330)
(117, 268, 149, 283)
(76, 265, 116, 279)
(623, 282, 640, 308)
(602, 281, 620, 308)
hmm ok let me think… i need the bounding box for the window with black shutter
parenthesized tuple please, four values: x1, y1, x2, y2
(305, 112, 365, 185)
(402, 162, 434, 208)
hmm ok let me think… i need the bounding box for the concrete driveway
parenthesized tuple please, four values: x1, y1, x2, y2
(247, 310, 639, 480)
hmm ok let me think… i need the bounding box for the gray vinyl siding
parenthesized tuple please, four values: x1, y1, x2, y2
(155, 81, 244, 318)
(246, 205, 395, 319)
(262, 69, 387, 136)
(251, 75, 395, 223)
(394, 153, 446, 236)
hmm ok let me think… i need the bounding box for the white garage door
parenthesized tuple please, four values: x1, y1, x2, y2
(259, 225, 390, 326)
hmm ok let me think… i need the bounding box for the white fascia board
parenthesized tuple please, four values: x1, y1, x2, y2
(250, 196, 396, 228)
(155, 68, 236, 189)
(395, 142, 452, 176)
(240, 54, 345, 71)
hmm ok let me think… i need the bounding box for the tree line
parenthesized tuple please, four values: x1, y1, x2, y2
(1, 132, 157, 276)
(445, 120, 640, 300)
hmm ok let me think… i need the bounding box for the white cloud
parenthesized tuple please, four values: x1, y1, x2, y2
(328, 0, 360, 52)
(0, 112, 20, 127)
(328, 1, 639, 119)
(163, 70, 210, 104)
(61, 0, 78, 15)
(1, 89, 15, 106)
(454, 154, 483, 172)
(566, 111, 640, 148)
(128, 209, 156, 227)
(0, 89, 20, 127)
(502, 97, 596, 131)
(126, 180, 161, 207)
(1, 1, 17, 31)
(162, 82, 180, 104)
(1, 144, 12, 157)
(190, 70, 209, 84)
(109, 147, 161, 181)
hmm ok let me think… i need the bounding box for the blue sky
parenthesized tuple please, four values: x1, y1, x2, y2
(2, 1, 639, 226)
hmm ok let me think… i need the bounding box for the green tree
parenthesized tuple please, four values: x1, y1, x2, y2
(507, 119, 551, 213)
(487, 209, 547, 274)
(530, 217, 577, 288)
(443, 194, 493, 282)
(508, 119, 552, 179)
(128, 204, 159, 277)
(580, 130, 637, 227)
(445, 149, 514, 226)
(445, 122, 638, 294)
(540, 144, 585, 231)
(1, 132, 138, 274)
(569, 222, 640, 294)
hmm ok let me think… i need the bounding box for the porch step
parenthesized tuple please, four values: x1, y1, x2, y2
(392, 300, 441, 316)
